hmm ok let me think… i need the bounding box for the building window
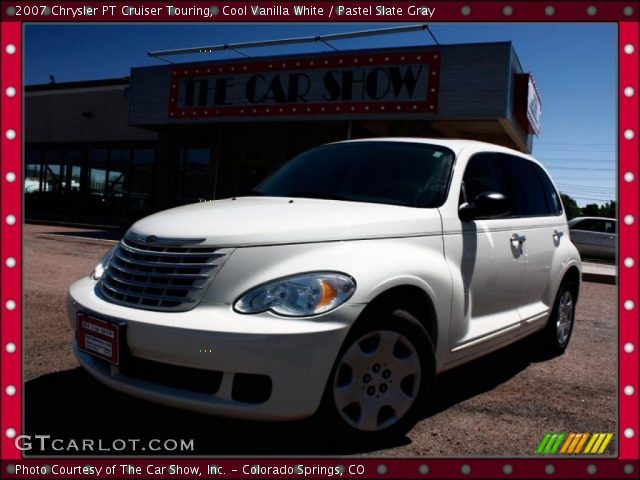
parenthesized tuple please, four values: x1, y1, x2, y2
(178, 148, 215, 204)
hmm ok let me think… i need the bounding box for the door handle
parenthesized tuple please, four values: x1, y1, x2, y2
(511, 233, 527, 243)
(553, 230, 564, 239)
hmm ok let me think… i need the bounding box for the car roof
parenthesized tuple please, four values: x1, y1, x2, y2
(334, 137, 536, 159)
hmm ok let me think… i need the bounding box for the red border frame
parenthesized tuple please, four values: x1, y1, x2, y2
(1, 2, 638, 477)
(168, 52, 441, 118)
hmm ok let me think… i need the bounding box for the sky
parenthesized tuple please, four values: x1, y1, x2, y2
(24, 23, 617, 206)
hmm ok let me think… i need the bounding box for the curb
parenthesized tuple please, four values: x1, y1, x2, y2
(582, 272, 616, 285)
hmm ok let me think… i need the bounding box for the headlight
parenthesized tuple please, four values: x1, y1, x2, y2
(91, 246, 117, 281)
(234, 272, 356, 317)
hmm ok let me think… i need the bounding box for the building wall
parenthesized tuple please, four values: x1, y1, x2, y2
(26, 85, 158, 143)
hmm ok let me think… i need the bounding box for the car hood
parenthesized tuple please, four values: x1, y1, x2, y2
(129, 197, 443, 247)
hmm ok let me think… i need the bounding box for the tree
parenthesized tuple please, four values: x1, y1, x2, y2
(599, 200, 616, 218)
(560, 193, 581, 220)
(582, 203, 600, 216)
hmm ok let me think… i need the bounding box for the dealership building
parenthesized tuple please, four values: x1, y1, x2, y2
(25, 41, 541, 225)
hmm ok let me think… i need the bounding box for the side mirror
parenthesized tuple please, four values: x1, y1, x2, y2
(459, 191, 510, 221)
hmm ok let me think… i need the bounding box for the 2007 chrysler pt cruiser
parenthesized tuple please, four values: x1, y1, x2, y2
(68, 138, 581, 438)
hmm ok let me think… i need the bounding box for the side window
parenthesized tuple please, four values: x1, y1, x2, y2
(460, 153, 510, 207)
(501, 155, 550, 216)
(571, 219, 597, 231)
(594, 220, 615, 234)
(532, 163, 563, 215)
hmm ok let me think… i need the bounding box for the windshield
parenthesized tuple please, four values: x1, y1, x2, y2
(253, 141, 455, 208)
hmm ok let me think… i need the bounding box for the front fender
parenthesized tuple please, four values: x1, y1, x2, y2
(205, 237, 453, 362)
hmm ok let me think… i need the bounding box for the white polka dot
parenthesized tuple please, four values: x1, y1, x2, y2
(624, 214, 634, 225)
(545, 6, 555, 16)
(5, 428, 16, 439)
(5, 385, 16, 396)
(545, 464, 555, 475)
(586, 6, 597, 15)
(624, 428, 634, 438)
(624, 44, 635, 55)
(5, 171, 16, 183)
(5, 343, 16, 353)
(624, 343, 635, 353)
(624, 385, 635, 396)
(623, 6, 634, 17)
(624, 129, 635, 140)
(503, 6, 513, 16)
(5, 215, 16, 225)
(6, 257, 16, 268)
(624, 172, 635, 182)
(5, 300, 16, 311)
(624, 300, 635, 311)
(5, 86, 16, 97)
(5, 129, 16, 140)
(624, 257, 635, 268)
(624, 87, 635, 97)
(461, 5, 471, 16)
(5, 44, 16, 55)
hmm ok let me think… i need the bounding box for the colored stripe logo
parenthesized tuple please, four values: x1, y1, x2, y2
(536, 433, 613, 455)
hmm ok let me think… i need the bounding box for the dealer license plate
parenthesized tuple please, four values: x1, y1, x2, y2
(77, 313, 123, 365)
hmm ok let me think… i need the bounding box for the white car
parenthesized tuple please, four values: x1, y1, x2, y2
(568, 216, 616, 260)
(68, 138, 581, 438)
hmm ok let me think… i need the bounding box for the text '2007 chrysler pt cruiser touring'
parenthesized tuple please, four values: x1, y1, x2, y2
(68, 138, 581, 438)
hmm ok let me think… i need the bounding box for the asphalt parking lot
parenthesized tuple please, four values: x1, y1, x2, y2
(23, 223, 617, 457)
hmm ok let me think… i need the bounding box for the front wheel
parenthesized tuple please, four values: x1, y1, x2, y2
(321, 309, 434, 439)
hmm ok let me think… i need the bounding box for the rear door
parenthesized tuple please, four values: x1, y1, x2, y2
(596, 219, 616, 259)
(500, 155, 566, 323)
(570, 219, 604, 258)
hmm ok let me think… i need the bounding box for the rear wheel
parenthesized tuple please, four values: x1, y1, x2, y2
(322, 309, 434, 439)
(537, 281, 577, 356)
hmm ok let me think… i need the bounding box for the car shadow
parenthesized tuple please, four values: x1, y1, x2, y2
(25, 338, 545, 456)
(24, 367, 406, 456)
(424, 336, 549, 418)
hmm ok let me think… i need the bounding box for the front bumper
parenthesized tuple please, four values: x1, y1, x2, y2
(68, 277, 362, 420)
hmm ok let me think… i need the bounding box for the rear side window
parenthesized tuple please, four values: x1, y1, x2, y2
(531, 163, 563, 215)
(460, 153, 510, 207)
(571, 219, 616, 233)
(500, 155, 551, 217)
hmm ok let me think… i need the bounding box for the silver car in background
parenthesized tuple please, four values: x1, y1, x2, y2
(568, 217, 616, 261)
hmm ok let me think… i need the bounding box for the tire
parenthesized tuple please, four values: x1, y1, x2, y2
(318, 308, 435, 440)
(537, 281, 577, 357)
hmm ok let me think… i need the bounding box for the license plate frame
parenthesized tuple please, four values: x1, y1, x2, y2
(77, 313, 125, 365)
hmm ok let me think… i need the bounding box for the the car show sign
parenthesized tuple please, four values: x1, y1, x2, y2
(514, 73, 542, 135)
(168, 51, 441, 118)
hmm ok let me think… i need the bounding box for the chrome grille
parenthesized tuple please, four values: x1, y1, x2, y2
(98, 233, 227, 312)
